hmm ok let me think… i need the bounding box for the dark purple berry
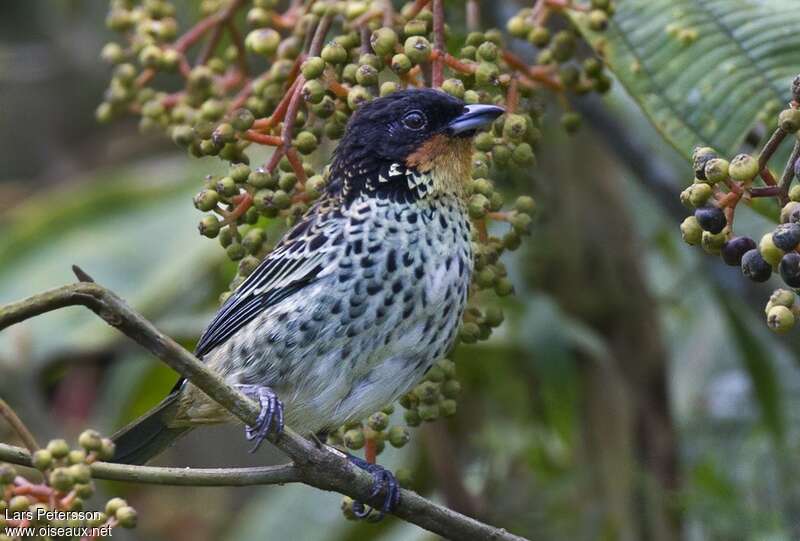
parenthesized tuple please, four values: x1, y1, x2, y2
(721, 236, 756, 266)
(795, 157, 800, 179)
(780, 252, 800, 287)
(694, 206, 727, 234)
(741, 249, 772, 282)
(773, 223, 800, 251)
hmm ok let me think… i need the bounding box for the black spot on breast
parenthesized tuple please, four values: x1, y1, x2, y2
(338, 273, 352, 283)
(406, 212, 418, 224)
(438, 213, 447, 229)
(387, 250, 397, 272)
(331, 301, 342, 314)
(392, 280, 403, 294)
(402, 305, 414, 319)
(360, 255, 374, 268)
(277, 312, 288, 322)
(403, 253, 414, 267)
(332, 233, 345, 245)
(414, 265, 424, 280)
(367, 282, 382, 295)
(368, 243, 382, 253)
(352, 239, 363, 254)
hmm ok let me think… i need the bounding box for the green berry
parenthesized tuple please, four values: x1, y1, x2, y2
(588, 9, 609, 31)
(347, 85, 372, 110)
(231, 108, 255, 132)
(418, 403, 440, 422)
(49, 467, 75, 492)
(475, 62, 500, 86)
(367, 412, 389, 431)
(380, 81, 401, 96)
(561, 112, 581, 133)
(701, 230, 726, 255)
(704, 158, 729, 184)
(404, 408, 421, 426)
(391, 53, 412, 73)
(441, 78, 465, 99)
(680, 216, 702, 245)
(198, 215, 221, 238)
(767, 305, 795, 334)
(0, 464, 16, 484)
(688, 183, 712, 207)
(116, 506, 138, 528)
(729, 153, 760, 182)
(387, 426, 410, 447)
(246, 28, 281, 55)
(47, 438, 70, 459)
(514, 195, 536, 214)
(105, 498, 128, 517)
(404, 36, 432, 64)
(32, 449, 53, 471)
(440, 399, 457, 417)
(476, 41, 498, 62)
(343, 428, 365, 449)
(9, 495, 31, 513)
(760, 233, 784, 266)
(778, 108, 800, 133)
(527, 26, 550, 47)
(370, 27, 398, 56)
(321, 41, 348, 64)
(442, 379, 461, 398)
(193, 189, 219, 211)
(301, 56, 326, 79)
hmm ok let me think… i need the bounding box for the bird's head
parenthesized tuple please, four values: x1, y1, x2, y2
(330, 88, 503, 203)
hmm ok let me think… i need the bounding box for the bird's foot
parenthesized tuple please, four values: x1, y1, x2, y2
(347, 455, 401, 520)
(235, 384, 284, 453)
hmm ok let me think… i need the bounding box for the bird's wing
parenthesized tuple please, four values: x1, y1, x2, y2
(195, 201, 339, 358)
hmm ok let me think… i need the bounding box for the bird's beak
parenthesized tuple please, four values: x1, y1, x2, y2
(446, 104, 505, 136)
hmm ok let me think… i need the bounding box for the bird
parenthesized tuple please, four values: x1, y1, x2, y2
(112, 88, 504, 515)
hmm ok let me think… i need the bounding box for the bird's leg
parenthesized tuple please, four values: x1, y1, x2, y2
(347, 454, 401, 520)
(235, 384, 284, 452)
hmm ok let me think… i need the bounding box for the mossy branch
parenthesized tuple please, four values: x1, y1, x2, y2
(0, 271, 529, 541)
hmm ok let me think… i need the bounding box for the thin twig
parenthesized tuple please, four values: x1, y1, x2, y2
(0, 399, 39, 453)
(0, 281, 529, 541)
(0, 442, 298, 486)
(778, 140, 800, 204)
(758, 127, 787, 172)
(432, 0, 445, 87)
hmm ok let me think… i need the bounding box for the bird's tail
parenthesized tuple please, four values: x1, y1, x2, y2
(111, 392, 191, 465)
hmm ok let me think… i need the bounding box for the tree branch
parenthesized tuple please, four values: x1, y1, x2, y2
(0, 278, 529, 541)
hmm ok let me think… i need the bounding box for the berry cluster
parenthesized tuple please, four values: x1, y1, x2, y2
(98, 0, 612, 515)
(0, 431, 137, 539)
(679, 75, 800, 333)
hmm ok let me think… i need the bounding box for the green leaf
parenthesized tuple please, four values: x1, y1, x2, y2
(575, 0, 800, 158)
(716, 288, 785, 444)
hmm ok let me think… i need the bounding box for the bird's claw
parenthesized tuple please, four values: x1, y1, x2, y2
(347, 455, 401, 519)
(236, 384, 284, 452)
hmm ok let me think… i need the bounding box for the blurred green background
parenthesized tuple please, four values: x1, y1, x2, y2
(3, 2, 800, 541)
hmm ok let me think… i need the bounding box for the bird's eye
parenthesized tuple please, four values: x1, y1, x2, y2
(402, 111, 426, 131)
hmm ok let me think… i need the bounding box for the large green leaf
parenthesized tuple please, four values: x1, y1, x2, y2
(576, 0, 800, 158)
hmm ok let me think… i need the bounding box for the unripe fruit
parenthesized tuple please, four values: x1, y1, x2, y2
(418, 403, 440, 421)
(116, 506, 138, 528)
(105, 498, 128, 516)
(701, 231, 726, 255)
(49, 467, 75, 492)
(692, 147, 718, 181)
(760, 233, 784, 266)
(778, 108, 800, 133)
(704, 158, 729, 183)
(404, 408, 421, 426)
(47, 439, 70, 459)
(561, 112, 581, 133)
(367, 412, 389, 431)
(742, 249, 772, 282)
(728, 153, 760, 182)
(321, 41, 348, 64)
(721, 236, 756, 266)
(476, 41, 498, 62)
(31, 449, 53, 471)
(768, 288, 795, 310)
(370, 27, 398, 56)
(9, 496, 31, 513)
(379, 81, 401, 96)
(387, 426, 410, 447)
(355, 64, 378, 86)
(194, 189, 219, 211)
(767, 305, 795, 334)
(0, 464, 16, 484)
(694, 206, 726, 234)
(442, 379, 461, 398)
(442, 78, 465, 99)
(391, 53, 412, 74)
(301, 56, 326, 80)
(347, 86, 372, 109)
(515, 195, 536, 214)
(688, 183, 712, 207)
(588, 9, 609, 31)
(343, 429, 365, 449)
(246, 28, 281, 55)
(440, 399, 457, 417)
(528, 26, 550, 47)
(68, 463, 92, 484)
(302, 79, 325, 104)
(475, 62, 500, 86)
(404, 36, 432, 64)
(68, 449, 87, 464)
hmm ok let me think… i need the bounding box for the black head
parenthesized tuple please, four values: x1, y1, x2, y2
(329, 88, 503, 202)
